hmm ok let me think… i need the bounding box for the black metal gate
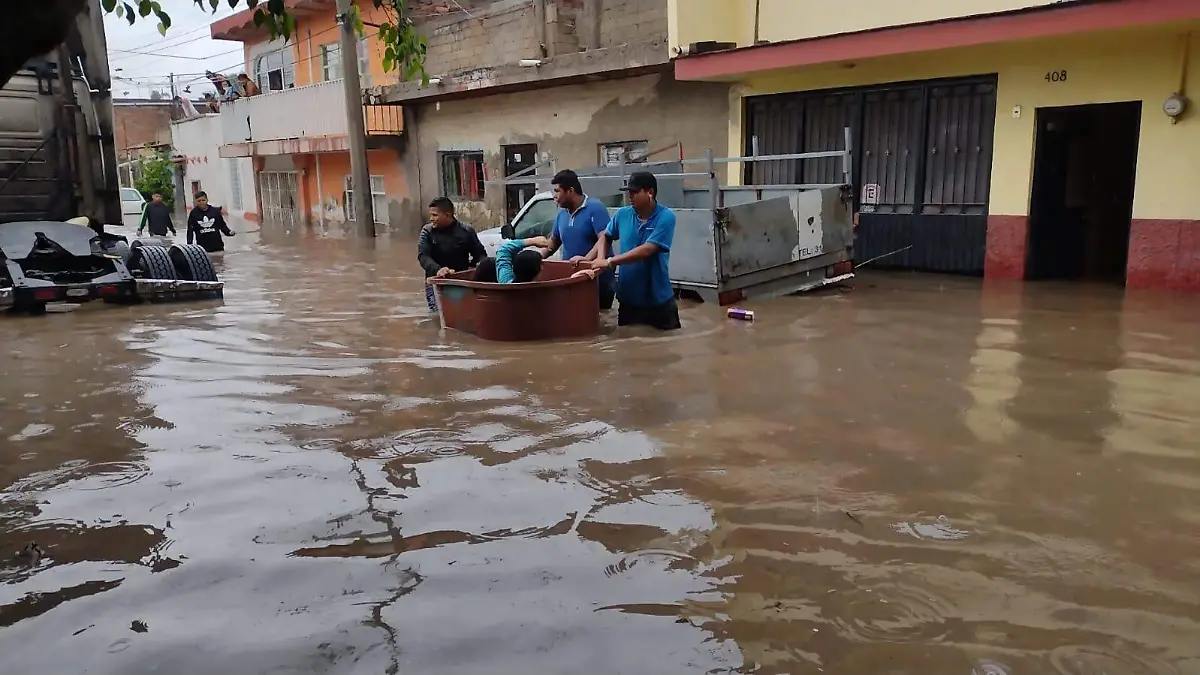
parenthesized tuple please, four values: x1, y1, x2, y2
(745, 75, 998, 274)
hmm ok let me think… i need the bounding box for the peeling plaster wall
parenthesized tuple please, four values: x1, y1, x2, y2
(411, 72, 730, 227)
(296, 148, 422, 235)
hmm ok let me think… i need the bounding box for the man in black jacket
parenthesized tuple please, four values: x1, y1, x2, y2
(137, 192, 177, 237)
(186, 191, 235, 253)
(418, 197, 487, 311)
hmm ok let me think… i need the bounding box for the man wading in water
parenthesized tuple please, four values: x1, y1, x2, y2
(136, 192, 177, 238)
(579, 171, 680, 330)
(541, 170, 616, 310)
(187, 191, 235, 253)
(417, 197, 487, 311)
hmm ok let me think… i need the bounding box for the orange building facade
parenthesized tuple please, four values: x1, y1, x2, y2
(210, 0, 417, 232)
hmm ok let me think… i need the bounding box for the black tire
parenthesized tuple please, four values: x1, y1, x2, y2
(108, 240, 131, 265)
(168, 244, 219, 282)
(128, 244, 176, 280)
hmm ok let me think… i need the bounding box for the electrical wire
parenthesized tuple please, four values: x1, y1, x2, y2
(108, 3, 463, 87)
(109, 28, 217, 60)
(173, 23, 359, 88)
(111, 45, 243, 61)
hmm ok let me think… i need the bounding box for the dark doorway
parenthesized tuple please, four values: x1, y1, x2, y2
(502, 144, 538, 224)
(1026, 102, 1141, 282)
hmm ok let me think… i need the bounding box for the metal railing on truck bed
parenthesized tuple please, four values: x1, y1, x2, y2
(488, 130, 856, 304)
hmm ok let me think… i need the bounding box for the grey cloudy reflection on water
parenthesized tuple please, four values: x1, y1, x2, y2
(1, 228, 1200, 675)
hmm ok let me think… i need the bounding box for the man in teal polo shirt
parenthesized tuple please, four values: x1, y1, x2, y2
(581, 171, 680, 330)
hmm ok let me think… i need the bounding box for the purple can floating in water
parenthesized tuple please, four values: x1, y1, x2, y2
(727, 308, 754, 322)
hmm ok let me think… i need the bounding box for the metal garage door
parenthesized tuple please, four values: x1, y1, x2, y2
(744, 76, 998, 275)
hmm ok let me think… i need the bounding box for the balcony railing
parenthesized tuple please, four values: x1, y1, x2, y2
(220, 79, 402, 150)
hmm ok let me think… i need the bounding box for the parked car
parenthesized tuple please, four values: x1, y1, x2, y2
(120, 188, 146, 229)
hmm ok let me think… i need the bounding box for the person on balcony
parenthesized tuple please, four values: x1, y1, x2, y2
(418, 197, 487, 311)
(237, 74, 260, 97)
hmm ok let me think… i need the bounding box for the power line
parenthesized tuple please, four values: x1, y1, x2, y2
(110, 36, 221, 61)
(152, 23, 354, 87)
(111, 5, 456, 87)
(108, 25, 214, 58)
(111, 45, 243, 61)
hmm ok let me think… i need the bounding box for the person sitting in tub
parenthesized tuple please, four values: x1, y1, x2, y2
(475, 236, 598, 284)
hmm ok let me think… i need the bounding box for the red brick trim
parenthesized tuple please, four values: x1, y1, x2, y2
(985, 215, 1028, 280)
(242, 212, 260, 222)
(1127, 219, 1200, 291)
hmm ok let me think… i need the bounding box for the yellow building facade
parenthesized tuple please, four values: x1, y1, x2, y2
(671, 0, 1200, 290)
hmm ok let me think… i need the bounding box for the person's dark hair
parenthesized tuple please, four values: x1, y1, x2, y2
(624, 171, 657, 198)
(474, 257, 498, 283)
(429, 197, 455, 214)
(512, 249, 543, 283)
(194, 190, 208, 200)
(551, 169, 583, 196)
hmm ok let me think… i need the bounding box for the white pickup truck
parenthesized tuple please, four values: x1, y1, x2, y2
(475, 191, 623, 260)
(478, 144, 855, 304)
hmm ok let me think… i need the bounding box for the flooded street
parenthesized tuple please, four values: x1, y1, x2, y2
(2, 228, 1199, 675)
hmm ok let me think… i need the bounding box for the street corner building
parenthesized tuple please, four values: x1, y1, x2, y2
(670, 0, 1200, 291)
(170, 0, 732, 238)
(179, 0, 417, 234)
(365, 0, 731, 231)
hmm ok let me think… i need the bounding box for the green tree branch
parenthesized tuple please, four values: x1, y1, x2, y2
(107, 0, 428, 82)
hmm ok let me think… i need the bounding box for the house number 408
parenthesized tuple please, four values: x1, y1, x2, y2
(1045, 70, 1068, 83)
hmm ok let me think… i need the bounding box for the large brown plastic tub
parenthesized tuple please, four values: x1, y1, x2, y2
(430, 260, 600, 341)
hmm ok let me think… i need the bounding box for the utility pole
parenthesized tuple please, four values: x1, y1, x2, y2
(169, 72, 176, 99)
(335, 0, 374, 236)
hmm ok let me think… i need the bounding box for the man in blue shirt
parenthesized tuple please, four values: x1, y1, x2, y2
(581, 171, 680, 330)
(541, 170, 616, 309)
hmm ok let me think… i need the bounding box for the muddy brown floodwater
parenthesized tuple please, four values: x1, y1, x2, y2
(2, 227, 1200, 675)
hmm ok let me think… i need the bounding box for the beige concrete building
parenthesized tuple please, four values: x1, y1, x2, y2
(371, 0, 730, 229)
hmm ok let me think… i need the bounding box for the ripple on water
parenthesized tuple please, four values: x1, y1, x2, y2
(972, 660, 1012, 675)
(6, 424, 54, 442)
(828, 581, 955, 644)
(1049, 645, 1180, 675)
(352, 428, 465, 460)
(6, 461, 151, 494)
(298, 438, 342, 453)
(892, 515, 972, 541)
(603, 549, 698, 578)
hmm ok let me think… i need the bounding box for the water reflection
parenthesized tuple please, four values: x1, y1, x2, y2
(0, 229, 1198, 673)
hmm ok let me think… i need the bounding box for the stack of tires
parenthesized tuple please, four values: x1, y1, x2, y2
(127, 242, 219, 282)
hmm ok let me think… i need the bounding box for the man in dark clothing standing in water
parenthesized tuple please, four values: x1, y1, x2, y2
(137, 192, 177, 237)
(417, 197, 487, 311)
(187, 191, 235, 253)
